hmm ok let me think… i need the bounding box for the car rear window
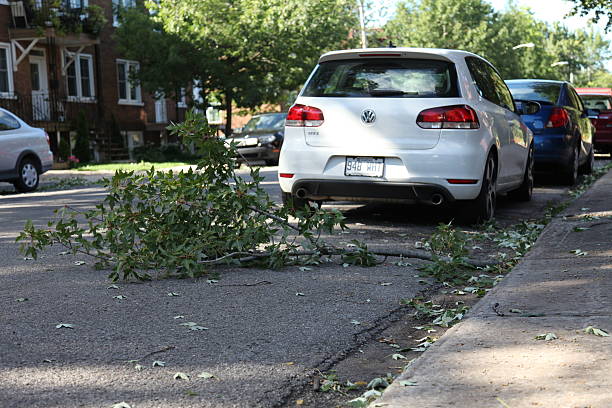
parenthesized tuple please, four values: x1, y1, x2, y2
(0, 110, 20, 131)
(302, 58, 459, 98)
(579, 95, 612, 110)
(243, 113, 286, 131)
(506, 82, 561, 105)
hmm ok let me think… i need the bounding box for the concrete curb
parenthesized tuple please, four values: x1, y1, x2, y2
(376, 169, 612, 408)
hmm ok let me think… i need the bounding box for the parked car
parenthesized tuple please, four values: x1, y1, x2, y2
(278, 48, 534, 223)
(576, 87, 612, 155)
(505, 79, 594, 184)
(229, 112, 286, 166)
(0, 108, 53, 192)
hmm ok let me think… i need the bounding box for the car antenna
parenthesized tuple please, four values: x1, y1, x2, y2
(388, 41, 396, 48)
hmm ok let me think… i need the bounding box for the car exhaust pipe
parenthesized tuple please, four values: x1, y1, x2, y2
(431, 193, 444, 206)
(295, 188, 308, 199)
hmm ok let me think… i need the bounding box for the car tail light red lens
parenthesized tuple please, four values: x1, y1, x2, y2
(279, 173, 294, 178)
(44, 131, 51, 146)
(447, 179, 478, 184)
(286, 104, 324, 127)
(417, 105, 479, 129)
(546, 107, 570, 128)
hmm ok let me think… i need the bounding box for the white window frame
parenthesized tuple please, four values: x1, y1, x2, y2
(177, 87, 187, 108)
(0, 42, 15, 98)
(0, 0, 10, 6)
(112, 0, 137, 27)
(63, 51, 95, 102)
(116, 59, 142, 105)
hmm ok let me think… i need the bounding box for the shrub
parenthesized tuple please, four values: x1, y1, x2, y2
(73, 111, 91, 163)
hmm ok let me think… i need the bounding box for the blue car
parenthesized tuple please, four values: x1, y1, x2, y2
(506, 79, 594, 184)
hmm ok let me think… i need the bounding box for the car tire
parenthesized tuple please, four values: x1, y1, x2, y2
(13, 157, 40, 193)
(563, 144, 580, 185)
(459, 153, 496, 225)
(579, 145, 594, 175)
(508, 144, 534, 202)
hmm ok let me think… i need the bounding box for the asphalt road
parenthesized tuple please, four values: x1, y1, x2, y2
(0, 157, 609, 407)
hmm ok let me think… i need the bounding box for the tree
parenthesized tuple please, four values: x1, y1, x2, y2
(73, 111, 91, 163)
(567, 0, 612, 32)
(116, 0, 358, 135)
(382, 0, 611, 83)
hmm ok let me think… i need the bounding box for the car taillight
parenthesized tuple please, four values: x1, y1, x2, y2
(546, 107, 569, 128)
(44, 131, 51, 146)
(286, 104, 324, 127)
(416, 105, 479, 129)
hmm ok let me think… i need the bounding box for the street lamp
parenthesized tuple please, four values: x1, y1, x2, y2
(512, 43, 535, 50)
(551, 61, 569, 67)
(551, 61, 572, 82)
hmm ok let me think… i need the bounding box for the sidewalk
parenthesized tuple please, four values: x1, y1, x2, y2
(378, 170, 612, 407)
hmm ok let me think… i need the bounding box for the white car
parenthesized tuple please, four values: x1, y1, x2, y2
(0, 108, 53, 192)
(278, 48, 534, 223)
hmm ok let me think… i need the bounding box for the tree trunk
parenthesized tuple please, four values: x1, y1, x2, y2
(225, 88, 233, 137)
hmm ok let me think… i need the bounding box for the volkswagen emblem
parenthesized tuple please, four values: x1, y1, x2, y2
(361, 109, 376, 125)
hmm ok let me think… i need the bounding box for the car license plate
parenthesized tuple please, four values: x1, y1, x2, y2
(345, 157, 384, 177)
(237, 138, 258, 147)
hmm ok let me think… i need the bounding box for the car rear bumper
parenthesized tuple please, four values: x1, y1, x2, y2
(291, 179, 455, 204)
(236, 146, 279, 162)
(533, 134, 573, 167)
(594, 128, 612, 151)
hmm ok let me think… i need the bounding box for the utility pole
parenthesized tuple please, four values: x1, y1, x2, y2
(358, 0, 367, 48)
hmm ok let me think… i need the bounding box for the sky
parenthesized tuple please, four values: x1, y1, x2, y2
(377, 0, 612, 71)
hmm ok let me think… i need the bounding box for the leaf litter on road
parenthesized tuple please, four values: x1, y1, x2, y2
(535, 333, 558, 341)
(174, 372, 190, 380)
(584, 326, 610, 337)
(55, 323, 74, 329)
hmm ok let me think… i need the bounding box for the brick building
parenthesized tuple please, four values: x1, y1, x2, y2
(0, 0, 187, 163)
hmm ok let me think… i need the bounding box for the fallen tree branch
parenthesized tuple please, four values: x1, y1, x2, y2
(200, 248, 499, 268)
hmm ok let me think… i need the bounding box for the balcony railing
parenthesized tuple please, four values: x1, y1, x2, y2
(9, 0, 106, 35)
(0, 92, 99, 127)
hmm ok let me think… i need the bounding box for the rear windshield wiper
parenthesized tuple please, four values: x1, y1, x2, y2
(368, 89, 419, 97)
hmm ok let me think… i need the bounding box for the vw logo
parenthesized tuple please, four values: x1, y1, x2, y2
(361, 109, 376, 125)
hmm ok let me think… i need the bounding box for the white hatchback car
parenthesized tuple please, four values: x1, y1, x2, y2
(278, 48, 534, 223)
(0, 108, 53, 192)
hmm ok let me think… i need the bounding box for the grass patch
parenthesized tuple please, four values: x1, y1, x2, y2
(76, 162, 193, 172)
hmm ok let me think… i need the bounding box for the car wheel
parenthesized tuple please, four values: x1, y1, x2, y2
(508, 144, 534, 202)
(563, 144, 580, 185)
(459, 154, 496, 225)
(579, 146, 594, 175)
(13, 158, 40, 193)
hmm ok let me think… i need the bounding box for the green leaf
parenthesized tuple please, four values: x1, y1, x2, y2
(167, 292, 180, 297)
(55, 323, 74, 329)
(584, 326, 610, 337)
(174, 372, 190, 380)
(197, 371, 215, 379)
(535, 332, 558, 341)
(391, 353, 407, 360)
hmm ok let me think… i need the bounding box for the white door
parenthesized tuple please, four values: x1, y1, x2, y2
(29, 54, 50, 121)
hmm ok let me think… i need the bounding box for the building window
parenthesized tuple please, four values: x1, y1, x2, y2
(0, 43, 14, 97)
(112, 0, 136, 26)
(64, 52, 95, 101)
(178, 88, 187, 108)
(117, 59, 141, 104)
(65, 0, 88, 8)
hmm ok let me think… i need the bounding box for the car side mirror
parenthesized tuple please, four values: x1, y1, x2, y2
(515, 100, 541, 115)
(232, 127, 243, 135)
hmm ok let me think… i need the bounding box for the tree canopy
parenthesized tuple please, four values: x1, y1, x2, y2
(116, 0, 358, 133)
(382, 0, 611, 85)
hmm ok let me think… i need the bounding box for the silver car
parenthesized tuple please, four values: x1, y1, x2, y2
(0, 108, 53, 192)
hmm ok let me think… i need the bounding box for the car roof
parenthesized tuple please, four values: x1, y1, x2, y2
(575, 87, 612, 96)
(505, 79, 566, 85)
(318, 47, 484, 64)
